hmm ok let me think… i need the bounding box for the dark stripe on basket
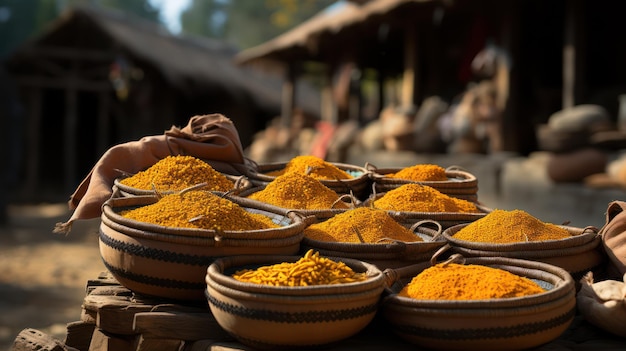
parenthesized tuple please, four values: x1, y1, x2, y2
(233, 334, 324, 351)
(100, 230, 216, 266)
(102, 260, 205, 290)
(390, 307, 575, 340)
(206, 293, 379, 323)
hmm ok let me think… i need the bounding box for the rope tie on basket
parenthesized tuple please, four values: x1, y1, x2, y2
(332, 193, 358, 209)
(440, 253, 465, 267)
(410, 219, 443, 241)
(582, 225, 600, 236)
(429, 243, 453, 266)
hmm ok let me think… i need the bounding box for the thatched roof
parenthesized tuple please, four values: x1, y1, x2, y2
(7, 5, 302, 114)
(235, 0, 438, 71)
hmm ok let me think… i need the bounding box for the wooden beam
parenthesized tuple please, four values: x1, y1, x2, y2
(401, 23, 418, 109)
(14, 75, 112, 91)
(14, 46, 117, 61)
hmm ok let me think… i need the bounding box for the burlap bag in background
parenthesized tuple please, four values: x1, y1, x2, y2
(54, 113, 254, 234)
(599, 200, 626, 278)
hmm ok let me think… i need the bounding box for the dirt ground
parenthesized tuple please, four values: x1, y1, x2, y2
(0, 203, 105, 351)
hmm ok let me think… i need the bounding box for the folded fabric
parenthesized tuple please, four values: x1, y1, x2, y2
(55, 113, 254, 234)
(599, 200, 626, 277)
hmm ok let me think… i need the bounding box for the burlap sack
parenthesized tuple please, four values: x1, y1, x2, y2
(55, 113, 254, 234)
(599, 201, 626, 277)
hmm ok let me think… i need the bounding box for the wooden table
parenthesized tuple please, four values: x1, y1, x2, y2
(10, 272, 626, 351)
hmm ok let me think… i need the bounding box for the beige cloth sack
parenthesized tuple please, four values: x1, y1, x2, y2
(55, 114, 253, 234)
(599, 201, 626, 277)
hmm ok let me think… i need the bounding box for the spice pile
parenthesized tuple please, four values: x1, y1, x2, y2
(119, 155, 234, 192)
(453, 209, 571, 243)
(232, 249, 367, 286)
(373, 183, 480, 213)
(399, 262, 545, 300)
(248, 172, 349, 210)
(304, 207, 422, 243)
(120, 190, 278, 231)
(266, 155, 354, 180)
(385, 164, 448, 181)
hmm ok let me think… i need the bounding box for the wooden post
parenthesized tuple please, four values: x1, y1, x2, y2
(97, 91, 110, 157)
(65, 62, 78, 193)
(401, 23, 418, 110)
(563, 0, 584, 109)
(280, 64, 297, 127)
(23, 88, 42, 198)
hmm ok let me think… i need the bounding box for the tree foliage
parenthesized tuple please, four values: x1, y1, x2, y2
(0, 0, 161, 59)
(181, 0, 336, 50)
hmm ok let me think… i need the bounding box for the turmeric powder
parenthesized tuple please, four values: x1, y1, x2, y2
(266, 155, 353, 180)
(120, 190, 278, 231)
(399, 263, 545, 300)
(232, 249, 367, 286)
(248, 172, 349, 210)
(373, 183, 480, 213)
(386, 164, 448, 181)
(453, 209, 571, 243)
(304, 207, 422, 243)
(119, 155, 234, 192)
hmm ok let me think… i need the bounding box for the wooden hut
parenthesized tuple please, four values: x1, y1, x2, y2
(236, 0, 626, 156)
(4, 5, 318, 201)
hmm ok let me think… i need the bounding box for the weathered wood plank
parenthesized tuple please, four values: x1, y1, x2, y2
(134, 336, 183, 351)
(11, 328, 79, 351)
(87, 328, 136, 351)
(133, 311, 230, 341)
(64, 321, 96, 351)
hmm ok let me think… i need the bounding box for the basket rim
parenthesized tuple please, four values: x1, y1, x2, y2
(382, 256, 575, 309)
(101, 194, 307, 242)
(247, 161, 370, 183)
(205, 254, 385, 297)
(113, 175, 243, 196)
(442, 223, 600, 251)
(367, 165, 477, 183)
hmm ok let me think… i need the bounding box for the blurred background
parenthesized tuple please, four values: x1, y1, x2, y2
(2, 0, 626, 349)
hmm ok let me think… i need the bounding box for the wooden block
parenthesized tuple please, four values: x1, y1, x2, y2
(133, 311, 230, 341)
(85, 272, 120, 294)
(64, 321, 96, 351)
(97, 302, 153, 335)
(134, 336, 183, 351)
(87, 328, 136, 351)
(11, 328, 79, 351)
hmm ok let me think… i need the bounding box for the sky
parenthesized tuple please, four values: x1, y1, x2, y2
(149, 0, 191, 33)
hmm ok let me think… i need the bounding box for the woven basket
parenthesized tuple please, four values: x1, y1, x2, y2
(362, 193, 491, 230)
(205, 254, 385, 350)
(99, 195, 307, 301)
(233, 185, 356, 222)
(381, 256, 576, 351)
(246, 161, 371, 200)
(441, 224, 604, 279)
(300, 219, 447, 270)
(367, 164, 479, 202)
(113, 174, 251, 197)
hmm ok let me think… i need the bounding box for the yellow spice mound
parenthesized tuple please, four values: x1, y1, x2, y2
(267, 155, 353, 180)
(119, 155, 234, 192)
(374, 183, 480, 213)
(232, 249, 367, 286)
(304, 207, 422, 243)
(388, 164, 448, 181)
(453, 209, 571, 243)
(399, 263, 545, 300)
(120, 190, 278, 231)
(249, 172, 349, 210)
